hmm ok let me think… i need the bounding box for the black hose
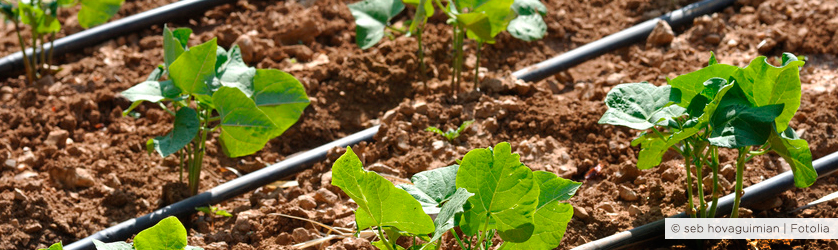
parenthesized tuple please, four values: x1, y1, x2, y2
(571, 151, 838, 250)
(63, 125, 380, 250)
(0, 0, 234, 77)
(511, 0, 736, 83)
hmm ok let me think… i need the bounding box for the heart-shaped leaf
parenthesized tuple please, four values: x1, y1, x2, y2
(78, 0, 124, 28)
(149, 108, 200, 157)
(507, 14, 545, 41)
(218, 45, 256, 97)
(768, 127, 816, 188)
(169, 38, 217, 100)
(598, 82, 681, 130)
(251, 69, 310, 137)
(500, 171, 580, 250)
(133, 216, 187, 250)
(348, 0, 404, 49)
(213, 86, 278, 157)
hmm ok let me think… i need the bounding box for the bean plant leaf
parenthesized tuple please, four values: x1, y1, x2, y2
(501, 171, 580, 250)
(430, 188, 473, 242)
(460, 0, 514, 44)
(213, 86, 278, 158)
(37, 14, 61, 33)
(163, 25, 190, 69)
(78, 0, 124, 28)
(251, 69, 310, 137)
(730, 56, 804, 133)
(708, 102, 784, 148)
(708, 51, 718, 66)
(667, 63, 739, 108)
(397, 165, 460, 207)
(133, 216, 187, 250)
(457, 13, 493, 43)
(348, 0, 405, 49)
(456, 142, 537, 242)
(38, 241, 65, 250)
(92, 240, 132, 250)
(19, 2, 43, 28)
(1, 2, 16, 20)
(598, 82, 681, 130)
(331, 147, 435, 234)
(120, 80, 181, 116)
(218, 45, 256, 97)
(507, 14, 545, 41)
(404, 0, 433, 34)
(768, 127, 816, 188)
(169, 38, 217, 102)
(510, 0, 546, 15)
(150, 108, 200, 157)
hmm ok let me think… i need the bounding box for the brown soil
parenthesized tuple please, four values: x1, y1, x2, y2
(1, 0, 837, 249)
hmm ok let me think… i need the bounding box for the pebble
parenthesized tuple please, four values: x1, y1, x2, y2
(233, 34, 255, 64)
(647, 20, 674, 46)
(395, 134, 410, 152)
(292, 228, 314, 243)
(18, 147, 36, 166)
(596, 202, 617, 213)
(431, 141, 446, 155)
(704, 34, 721, 45)
(24, 223, 43, 233)
(619, 185, 639, 201)
(313, 188, 338, 205)
(573, 206, 589, 220)
(298, 195, 317, 210)
(628, 205, 643, 216)
(721, 164, 735, 181)
(4, 159, 15, 169)
(14, 188, 28, 201)
(661, 168, 680, 182)
(44, 129, 70, 148)
(606, 73, 625, 86)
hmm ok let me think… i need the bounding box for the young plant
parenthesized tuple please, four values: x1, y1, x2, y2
(0, 0, 124, 84)
(120, 25, 310, 196)
(38, 241, 63, 250)
(425, 120, 473, 141)
(331, 142, 581, 249)
(38, 217, 202, 250)
(196, 205, 233, 217)
(599, 52, 816, 218)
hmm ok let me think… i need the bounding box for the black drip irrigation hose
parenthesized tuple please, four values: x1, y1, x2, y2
(571, 151, 838, 250)
(0, 0, 234, 77)
(63, 125, 380, 250)
(511, 0, 736, 83)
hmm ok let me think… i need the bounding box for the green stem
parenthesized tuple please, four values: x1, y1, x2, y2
(12, 21, 34, 84)
(385, 25, 407, 34)
(706, 146, 720, 217)
(159, 103, 176, 116)
(475, 216, 491, 249)
(47, 32, 55, 72)
(417, 23, 427, 93)
(450, 229, 468, 250)
(39, 33, 46, 76)
(692, 141, 706, 217)
(682, 141, 696, 217)
(455, 24, 464, 94)
(189, 109, 210, 196)
(731, 148, 747, 218)
(376, 227, 396, 250)
(474, 41, 481, 89)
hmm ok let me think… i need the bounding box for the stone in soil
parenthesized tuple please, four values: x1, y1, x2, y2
(44, 129, 70, 148)
(313, 188, 337, 205)
(647, 20, 674, 46)
(619, 185, 639, 201)
(48, 166, 96, 189)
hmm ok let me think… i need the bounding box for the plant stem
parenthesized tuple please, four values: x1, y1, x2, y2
(12, 21, 34, 84)
(474, 41, 481, 89)
(417, 24, 427, 93)
(376, 227, 396, 250)
(684, 154, 696, 217)
(474, 216, 490, 249)
(455, 24, 464, 94)
(189, 109, 210, 196)
(47, 32, 55, 72)
(39, 33, 46, 76)
(450, 229, 468, 250)
(692, 141, 706, 217)
(731, 148, 747, 218)
(706, 146, 720, 218)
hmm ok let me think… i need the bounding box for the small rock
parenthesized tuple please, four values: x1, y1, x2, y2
(291, 228, 313, 243)
(596, 202, 617, 213)
(395, 134, 410, 152)
(750, 196, 782, 211)
(777, 158, 791, 172)
(432, 141, 446, 155)
(14, 171, 38, 180)
(104, 173, 121, 188)
(74, 168, 95, 188)
(647, 20, 674, 46)
(721, 164, 735, 181)
(513, 80, 531, 95)
(661, 168, 679, 182)
(704, 34, 721, 45)
(0, 86, 12, 94)
(4, 159, 15, 169)
(606, 73, 625, 86)
(412, 102, 428, 115)
(380, 110, 397, 125)
(234, 209, 262, 232)
(233, 34, 255, 64)
(481, 78, 504, 93)
(298, 195, 317, 210)
(49, 167, 96, 189)
(282, 45, 314, 62)
(14, 188, 28, 201)
(320, 171, 332, 188)
(573, 206, 589, 220)
(313, 188, 338, 205)
(44, 129, 70, 148)
(619, 185, 639, 201)
(757, 38, 777, 54)
(368, 163, 402, 176)
(482, 118, 499, 134)
(757, 1, 784, 25)
(67, 145, 90, 156)
(18, 147, 36, 166)
(737, 207, 753, 217)
(615, 161, 641, 183)
(24, 223, 42, 233)
(628, 205, 643, 216)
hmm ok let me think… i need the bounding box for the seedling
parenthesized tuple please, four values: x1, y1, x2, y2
(425, 120, 473, 141)
(348, 0, 548, 93)
(121, 25, 310, 196)
(331, 142, 581, 249)
(599, 52, 816, 218)
(0, 0, 125, 84)
(196, 205, 233, 217)
(38, 241, 63, 250)
(39, 217, 202, 250)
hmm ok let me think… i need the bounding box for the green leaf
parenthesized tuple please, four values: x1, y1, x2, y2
(150, 108, 200, 157)
(120, 80, 181, 116)
(507, 14, 545, 41)
(171, 27, 192, 49)
(463, 0, 514, 43)
(19, 2, 44, 27)
(598, 82, 680, 130)
(251, 69, 310, 137)
(133, 216, 187, 250)
(456, 142, 537, 242)
(708, 103, 784, 148)
(1, 2, 17, 21)
(331, 147, 435, 234)
(37, 14, 60, 33)
(430, 188, 473, 242)
(455, 120, 475, 136)
(708, 51, 717, 66)
(425, 127, 444, 136)
(501, 171, 579, 250)
(510, 0, 546, 15)
(457, 12, 492, 43)
(169, 38, 217, 99)
(78, 0, 124, 28)
(348, 0, 404, 49)
(163, 25, 187, 70)
(213, 86, 278, 158)
(218, 45, 256, 97)
(146, 66, 164, 81)
(215, 46, 228, 73)
(39, 241, 64, 250)
(768, 127, 816, 188)
(667, 63, 739, 108)
(730, 56, 805, 132)
(397, 165, 460, 207)
(92, 240, 132, 250)
(404, 0, 433, 34)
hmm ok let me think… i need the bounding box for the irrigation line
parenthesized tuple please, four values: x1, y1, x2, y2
(0, 0, 234, 77)
(63, 126, 380, 250)
(571, 151, 838, 250)
(511, 0, 737, 83)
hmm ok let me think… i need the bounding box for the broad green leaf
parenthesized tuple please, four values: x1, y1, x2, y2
(92, 240, 132, 250)
(215, 46, 228, 72)
(708, 81, 785, 148)
(120, 80, 181, 115)
(372, 240, 406, 250)
(404, 0, 433, 34)
(251, 69, 310, 137)
(171, 27, 192, 49)
(57, 0, 76, 7)
(213, 86, 278, 157)
(510, 0, 546, 15)
(730, 57, 804, 132)
(163, 25, 187, 70)
(429, 188, 473, 242)
(598, 82, 680, 130)
(19, 2, 43, 27)
(668, 63, 738, 108)
(348, 0, 404, 49)
(456, 142, 537, 242)
(133, 216, 187, 250)
(331, 147, 435, 234)
(169, 38, 217, 99)
(150, 108, 200, 157)
(457, 12, 492, 42)
(37, 14, 60, 33)
(397, 165, 460, 207)
(78, 0, 124, 28)
(507, 14, 545, 41)
(146, 66, 164, 81)
(768, 127, 816, 188)
(218, 45, 256, 97)
(464, 0, 514, 43)
(501, 171, 579, 250)
(38, 241, 64, 250)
